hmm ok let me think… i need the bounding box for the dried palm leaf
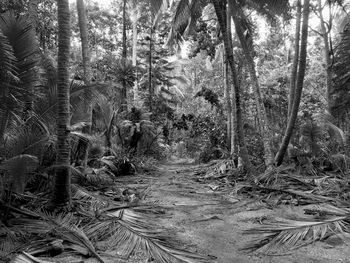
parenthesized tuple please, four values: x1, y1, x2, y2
(244, 205, 350, 254)
(10, 212, 105, 263)
(84, 208, 214, 263)
(10, 252, 53, 263)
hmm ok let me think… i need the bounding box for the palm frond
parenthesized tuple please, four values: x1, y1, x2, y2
(244, 205, 350, 254)
(71, 184, 109, 209)
(0, 28, 16, 79)
(85, 208, 214, 263)
(10, 252, 54, 263)
(238, 0, 291, 22)
(10, 211, 105, 263)
(168, 0, 206, 46)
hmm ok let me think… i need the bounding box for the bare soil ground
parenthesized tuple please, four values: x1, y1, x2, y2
(52, 159, 350, 263)
(136, 159, 350, 263)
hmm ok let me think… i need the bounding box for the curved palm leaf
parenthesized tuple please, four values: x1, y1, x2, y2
(85, 208, 215, 263)
(244, 205, 350, 254)
(10, 252, 54, 263)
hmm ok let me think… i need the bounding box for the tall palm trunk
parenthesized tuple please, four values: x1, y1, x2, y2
(148, 23, 153, 113)
(131, 6, 139, 105)
(224, 50, 232, 151)
(224, 4, 232, 152)
(288, 0, 302, 117)
(212, 0, 251, 171)
(229, 1, 274, 167)
(77, 0, 91, 166)
(77, 0, 91, 86)
(275, 0, 310, 165)
(121, 0, 128, 112)
(52, 0, 71, 207)
(318, 0, 332, 112)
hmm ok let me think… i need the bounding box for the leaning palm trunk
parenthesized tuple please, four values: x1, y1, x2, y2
(275, 0, 310, 165)
(52, 0, 71, 207)
(229, 2, 274, 167)
(212, 0, 251, 171)
(288, 0, 301, 117)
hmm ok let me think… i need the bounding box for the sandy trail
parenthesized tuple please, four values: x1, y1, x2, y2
(141, 161, 350, 263)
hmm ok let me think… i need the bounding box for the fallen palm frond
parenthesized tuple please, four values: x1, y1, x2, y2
(9, 211, 105, 263)
(10, 252, 54, 263)
(244, 205, 350, 254)
(5, 201, 214, 263)
(71, 184, 109, 211)
(84, 208, 215, 263)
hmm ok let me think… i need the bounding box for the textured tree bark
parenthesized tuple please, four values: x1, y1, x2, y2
(318, 0, 333, 112)
(131, 7, 139, 105)
(275, 0, 310, 166)
(52, 0, 71, 207)
(148, 25, 153, 113)
(76, 0, 92, 166)
(229, 1, 274, 167)
(223, 9, 232, 151)
(121, 0, 128, 112)
(212, 0, 251, 171)
(288, 0, 301, 117)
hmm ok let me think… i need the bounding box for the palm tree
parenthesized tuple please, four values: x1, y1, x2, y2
(228, 0, 275, 167)
(76, 0, 92, 167)
(51, 0, 71, 207)
(274, 0, 311, 165)
(121, 0, 128, 112)
(288, 0, 301, 117)
(212, 0, 252, 170)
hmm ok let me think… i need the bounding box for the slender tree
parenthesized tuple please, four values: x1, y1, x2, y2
(130, 0, 140, 104)
(212, 0, 252, 171)
(76, 0, 92, 134)
(317, 0, 333, 112)
(288, 0, 301, 117)
(275, 0, 310, 165)
(52, 0, 71, 207)
(121, 0, 128, 112)
(229, 0, 274, 167)
(76, 0, 92, 167)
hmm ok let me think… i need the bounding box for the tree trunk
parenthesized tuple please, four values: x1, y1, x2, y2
(229, 1, 274, 167)
(52, 0, 71, 207)
(121, 0, 128, 112)
(288, 0, 301, 117)
(77, 0, 92, 166)
(212, 0, 251, 171)
(148, 25, 153, 113)
(131, 9, 139, 105)
(275, 0, 310, 166)
(318, 0, 332, 112)
(77, 0, 91, 86)
(224, 50, 232, 151)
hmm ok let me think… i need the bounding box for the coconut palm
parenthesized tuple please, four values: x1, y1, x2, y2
(51, 0, 71, 207)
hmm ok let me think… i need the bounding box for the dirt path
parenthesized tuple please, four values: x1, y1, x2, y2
(138, 161, 350, 263)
